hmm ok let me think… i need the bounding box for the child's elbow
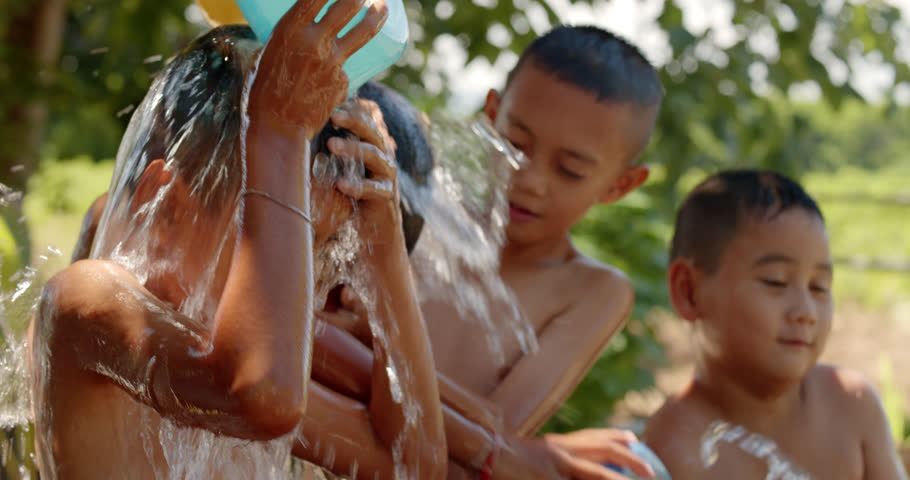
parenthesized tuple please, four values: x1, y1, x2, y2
(36, 261, 113, 337)
(229, 370, 307, 440)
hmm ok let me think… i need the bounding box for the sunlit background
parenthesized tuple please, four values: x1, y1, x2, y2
(2, 0, 909, 476)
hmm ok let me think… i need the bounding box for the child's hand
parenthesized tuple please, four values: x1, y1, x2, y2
(250, 0, 389, 138)
(542, 429, 656, 480)
(326, 99, 403, 244)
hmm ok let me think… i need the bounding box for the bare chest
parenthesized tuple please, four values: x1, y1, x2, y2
(423, 266, 575, 394)
(695, 420, 863, 480)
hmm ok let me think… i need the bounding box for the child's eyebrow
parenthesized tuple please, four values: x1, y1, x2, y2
(753, 253, 833, 272)
(559, 149, 598, 166)
(753, 253, 795, 267)
(506, 115, 533, 135)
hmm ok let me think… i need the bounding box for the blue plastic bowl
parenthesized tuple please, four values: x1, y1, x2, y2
(236, 0, 408, 97)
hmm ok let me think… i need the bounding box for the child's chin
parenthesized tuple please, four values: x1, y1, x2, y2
(506, 222, 540, 244)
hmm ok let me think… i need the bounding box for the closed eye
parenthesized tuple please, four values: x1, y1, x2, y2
(505, 137, 528, 153)
(559, 166, 584, 180)
(760, 279, 787, 288)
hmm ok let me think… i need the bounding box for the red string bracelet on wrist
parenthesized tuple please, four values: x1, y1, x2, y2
(479, 429, 502, 480)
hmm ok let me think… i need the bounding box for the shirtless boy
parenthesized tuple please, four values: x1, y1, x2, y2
(28, 2, 446, 479)
(330, 25, 665, 479)
(643, 169, 907, 480)
(419, 24, 662, 475)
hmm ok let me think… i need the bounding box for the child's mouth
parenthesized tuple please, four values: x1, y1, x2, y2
(509, 202, 538, 222)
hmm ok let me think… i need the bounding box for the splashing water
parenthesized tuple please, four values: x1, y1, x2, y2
(6, 22, 533, 480)
(0, 244, 64, 479)
(406, 113, 536, 367)
(700, 421, 814, 480)
(1, 247, 62, 425)
(23, 27, 311, 480)
(304, 110, 535, 478)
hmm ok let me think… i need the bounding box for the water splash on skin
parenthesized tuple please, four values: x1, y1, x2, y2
(700, 421, 814, 480)
(405, 113, 536, 366)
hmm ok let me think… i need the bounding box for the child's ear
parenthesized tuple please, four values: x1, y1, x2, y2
(668, 258, 700, 323)
(130, 159, 172, 214)
(600, 164, 650, 204)
(484, 89, 501, 123)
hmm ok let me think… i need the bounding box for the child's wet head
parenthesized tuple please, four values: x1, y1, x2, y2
(310, 81, 434, 254)
(113, 25, 258, 305)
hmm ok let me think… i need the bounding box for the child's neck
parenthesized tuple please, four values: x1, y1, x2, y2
(693, 363, 808, 433)
(499, 233, 575, 271)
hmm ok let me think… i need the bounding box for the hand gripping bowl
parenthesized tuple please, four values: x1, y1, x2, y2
(196, 0, 409, 97)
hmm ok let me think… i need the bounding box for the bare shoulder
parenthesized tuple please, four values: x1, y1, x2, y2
(643, 385, 715, 479)
(807, 364, 881, 409)
(806, 364, 889, 436)
(565, 251, 634, 308)
(810, 365, 909, 479)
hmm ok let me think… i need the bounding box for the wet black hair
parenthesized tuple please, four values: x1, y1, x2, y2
(505, 25, 663, 107)
(140, 25, 259, 209)
(140, 26, 431, 251)
(311, 80, 434, 254)
(669, 169, 825, 273)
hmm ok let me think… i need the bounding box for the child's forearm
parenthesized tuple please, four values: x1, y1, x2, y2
(365, 245, 447, 478)
(311, 318, 374, 400)
(191, 115, 314, 434)
(291, 381, 403, 479)
(311, 320, 510, 471)
(437, 374, 505, 433)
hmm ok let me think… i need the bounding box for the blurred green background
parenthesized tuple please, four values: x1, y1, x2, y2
(2, 0, 910, 477)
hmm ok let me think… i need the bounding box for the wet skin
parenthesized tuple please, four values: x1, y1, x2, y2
(58, 53, 661, 480)
(27, 1, 448, 478)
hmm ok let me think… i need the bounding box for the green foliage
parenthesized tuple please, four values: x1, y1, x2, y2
(0, 216, 21, 290)
(803, 163, 910, 308)
(23, 156, 115, 264)
(1, 0, 204, 164)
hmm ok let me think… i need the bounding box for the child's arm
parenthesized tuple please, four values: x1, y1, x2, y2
(32, 0, 388, 441)
(311, 311, 646, 479)
(324, 284, 508, 431)
(491, 268, 634, 436)
(308, 99, 447, 478)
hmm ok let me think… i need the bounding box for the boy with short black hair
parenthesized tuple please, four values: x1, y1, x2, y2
(29, 3, 448, 478)
(643, 169, 907, 480)
(415, 24, 665, 477)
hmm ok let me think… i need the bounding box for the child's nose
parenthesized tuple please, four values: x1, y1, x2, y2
(787, 289, 817, 326)
(512, 155, 547, 196)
